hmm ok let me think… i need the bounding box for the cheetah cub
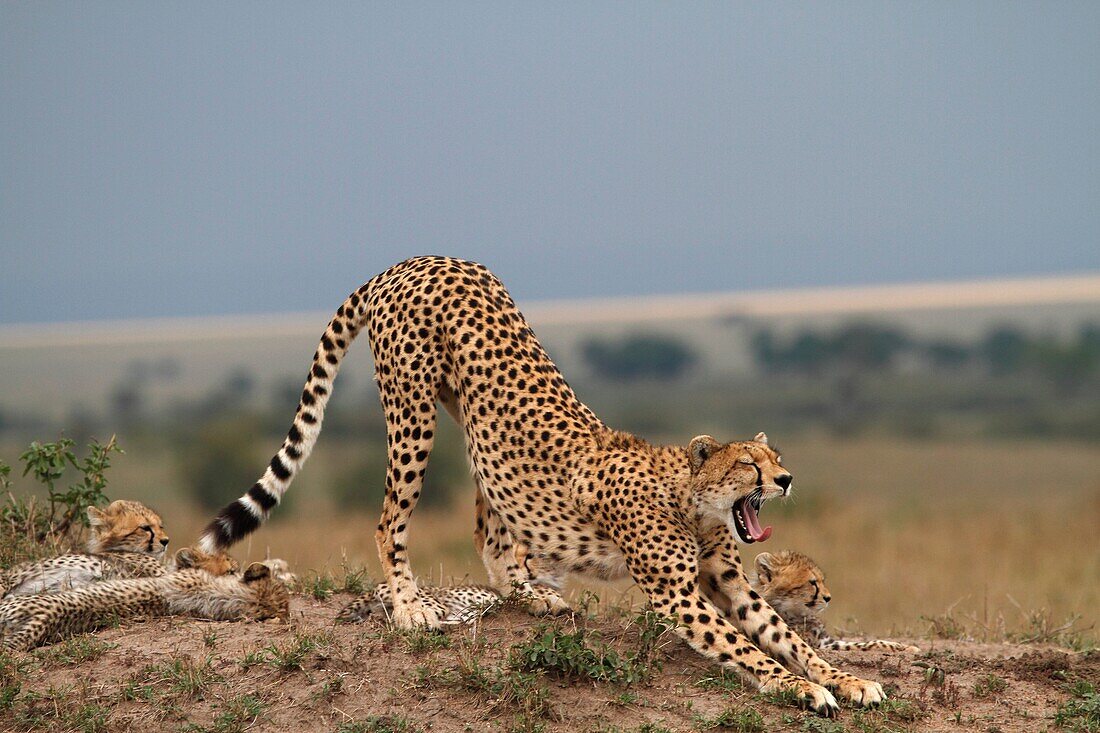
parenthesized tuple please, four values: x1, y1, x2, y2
(338, 582, 501, 626)
(1, 500, 172, 597)
(0, 548, 288, 652)
(752, 551, 919, 653)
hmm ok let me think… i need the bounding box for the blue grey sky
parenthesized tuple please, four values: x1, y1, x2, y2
(2, 2, 1097, 325)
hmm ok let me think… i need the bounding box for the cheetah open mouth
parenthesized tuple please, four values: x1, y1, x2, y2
(732, 492, 772, 544)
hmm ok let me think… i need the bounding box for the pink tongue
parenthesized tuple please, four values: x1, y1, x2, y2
(743, 500, 772, 542)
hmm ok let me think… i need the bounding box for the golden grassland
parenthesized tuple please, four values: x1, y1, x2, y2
(13, 434, 1099, 644)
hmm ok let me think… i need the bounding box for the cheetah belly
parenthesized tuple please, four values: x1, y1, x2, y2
(523, 507, 631, 582)
(562, 537, 630, 580)
(6, 566, 101, 597)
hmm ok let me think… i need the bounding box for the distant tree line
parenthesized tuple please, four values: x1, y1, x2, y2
(752, 323, 1100, 392)
(581, 334, 697, 381)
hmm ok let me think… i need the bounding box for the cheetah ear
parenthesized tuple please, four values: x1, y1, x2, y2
(173, 548, 196, 568)
(243, 562, 271, 583)
(688, 435, 722, 472)
(754, 552, 775, 583)
(86, 506, 106, 526)
(753, 432, 769, 445)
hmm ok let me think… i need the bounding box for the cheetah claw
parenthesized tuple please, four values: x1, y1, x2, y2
(764, 676, 839, 717)
(390, 595, 446, 630)
(518, 584, 571, 616)
(830, 676, 887, 707)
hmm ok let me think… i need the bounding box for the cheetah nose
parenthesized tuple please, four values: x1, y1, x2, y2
(774, 474, 792, 491)
(823, 594, 831, 604)
(160, 538, 170, 547)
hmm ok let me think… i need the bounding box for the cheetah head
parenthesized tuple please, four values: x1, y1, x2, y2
(86, 500, 170, 556)
(754, 550, 831, 620)
(241, 562, 291, 621)
(687, 431, 791, 544)
(171, 547, 242, 576)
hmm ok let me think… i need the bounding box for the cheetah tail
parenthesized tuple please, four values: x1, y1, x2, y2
(198, 280, 375, 552)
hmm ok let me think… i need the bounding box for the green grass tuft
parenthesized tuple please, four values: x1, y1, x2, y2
(693, 707, 766, 732)
(36, 635, 115, 666)
(1055, 681, 1100, 732)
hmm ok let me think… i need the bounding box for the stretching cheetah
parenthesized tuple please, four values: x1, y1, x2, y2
(199, 256, 883, 714)
(752, 551, 919, 653)
(1, 501, 171, 597)
(0, 549, 287, 652)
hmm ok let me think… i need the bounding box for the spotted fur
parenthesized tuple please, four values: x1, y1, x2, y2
(338, 582, 500, 625)
(197, 256, 883, 715)
(1, 501, 171, 597)
(0, 551, 287, 652)
(753, 551, 919, 653)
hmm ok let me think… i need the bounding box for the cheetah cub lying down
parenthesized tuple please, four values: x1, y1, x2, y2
(338, 583, 500, 626)
(0, 548, 288, 652)
(751, 551, 919, 653)
(356, 552, 919, 655)
(1, 500, 175, 597)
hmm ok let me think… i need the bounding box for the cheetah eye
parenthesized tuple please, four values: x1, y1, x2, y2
(139, 525, 152, 533)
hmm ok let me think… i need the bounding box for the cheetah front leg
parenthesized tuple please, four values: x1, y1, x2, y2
(473, 486, 570, 616)
(698, 524, 885, 707)
(615, 517, 840, 716)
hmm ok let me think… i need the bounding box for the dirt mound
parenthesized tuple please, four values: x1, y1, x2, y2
(1, 594, 1091, 732)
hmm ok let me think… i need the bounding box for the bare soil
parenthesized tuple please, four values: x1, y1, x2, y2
(4, 593, 1096, 733)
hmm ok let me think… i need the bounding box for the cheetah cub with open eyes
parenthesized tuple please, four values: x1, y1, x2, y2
(198, 256, 885, 715)
(0, 500, 173, 597)
(752, 551, 919, 653)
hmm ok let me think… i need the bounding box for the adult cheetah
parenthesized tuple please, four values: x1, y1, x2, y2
(199, 256, 883, 714)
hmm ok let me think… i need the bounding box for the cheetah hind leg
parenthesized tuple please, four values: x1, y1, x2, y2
(374, 395, 448, 630)
(474, 487, 569, 616)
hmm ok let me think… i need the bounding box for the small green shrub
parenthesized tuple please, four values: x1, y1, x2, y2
(0, 437, 122, 566)
(693, 707, 765, 732)
(1055, 681, 1100, 732)
(510, 623, 661, 685)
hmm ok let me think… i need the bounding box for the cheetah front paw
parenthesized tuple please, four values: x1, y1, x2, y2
(762, 675, 839, 717)
(390, 594, 446, 630)
(871, 641, 921, 653)
(518, 584, 571, 616)
(829, 675, 886, 707)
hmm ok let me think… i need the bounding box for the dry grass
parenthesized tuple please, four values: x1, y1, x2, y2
(100, 435, 1099, 647)
(3, 434, 1093, 645)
